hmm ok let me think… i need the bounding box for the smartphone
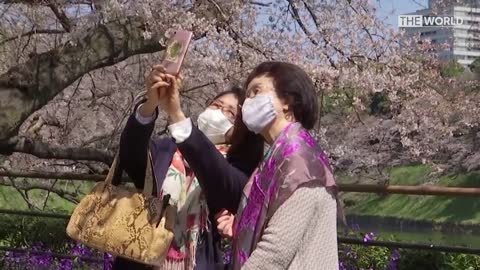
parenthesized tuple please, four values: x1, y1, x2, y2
(161, 29, 193, 75)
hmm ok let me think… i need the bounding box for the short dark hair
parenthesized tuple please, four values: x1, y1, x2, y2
(245, 61, 318, 129)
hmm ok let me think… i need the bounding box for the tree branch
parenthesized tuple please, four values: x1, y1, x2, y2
(287, 0, 317, 45)
(0, 16, 166, 143)
(248, 1, 271, 7)
(301, 0, 359, 67)
(0, 0, 92, 5)
(207, 0, 273, 59)
(347, 2, 380, 61)
(0, 136, 114, 164)
(287, 0, 337, 68)
(182, 82, 217, 94)
(0, 177, 81, 204)
(0, 170, 131, 182)
(6, 176, 38, 209)
(47, 1, 72, 32)
(41, 179, 58, 210)
(0, 29, 66, 45)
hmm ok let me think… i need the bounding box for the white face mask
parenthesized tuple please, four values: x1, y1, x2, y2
(197, 108, 233, 144)
(242, 94, 277, 134)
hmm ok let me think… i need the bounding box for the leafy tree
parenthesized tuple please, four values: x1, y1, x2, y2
(441, 60, 465, 78)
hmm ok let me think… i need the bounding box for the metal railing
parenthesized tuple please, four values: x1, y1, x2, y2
(1, 208, 479, 255)
(3, 170, 480, 196)
(1, 169, 480, 261)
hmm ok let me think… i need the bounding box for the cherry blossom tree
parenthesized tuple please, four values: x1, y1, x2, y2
(0, 0, 478, 206)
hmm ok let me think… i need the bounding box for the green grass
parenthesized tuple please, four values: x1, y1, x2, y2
(0, 180, 95, 213)
(2, 167, 479, 224)
(343, 165, 480, 224)
(0, 181, 96, 248)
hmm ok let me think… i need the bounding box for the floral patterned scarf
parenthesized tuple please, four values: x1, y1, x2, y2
(230, 123, 337, 269)
(158, 144, 229, 270)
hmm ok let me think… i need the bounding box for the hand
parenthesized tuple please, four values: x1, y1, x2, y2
(139, 66, 170, 117)
(156, 67, 185, 123)
(215, 209, 234, 238)
(141, 66, 185, 123)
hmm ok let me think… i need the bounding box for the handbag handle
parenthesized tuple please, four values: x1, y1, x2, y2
(104, 151, 155, 197)
(143, 150, 155, 196)
(105, 153, 120, 186)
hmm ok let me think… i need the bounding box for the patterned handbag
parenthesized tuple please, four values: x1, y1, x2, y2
(66, 150, 176, 266)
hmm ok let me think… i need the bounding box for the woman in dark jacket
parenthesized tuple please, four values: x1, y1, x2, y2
(112, 66, 264, 270)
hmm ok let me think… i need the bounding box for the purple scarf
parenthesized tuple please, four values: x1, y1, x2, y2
(230, 122, 338, 269)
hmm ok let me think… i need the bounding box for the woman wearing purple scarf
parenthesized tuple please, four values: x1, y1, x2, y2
(216, 62, 340, 270)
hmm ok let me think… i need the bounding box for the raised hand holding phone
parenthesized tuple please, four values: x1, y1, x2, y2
(139, 66, 169, 118)
(142, 65, 185, 123)
(158, 70, 185, 123)
(140, 29, 191, 120)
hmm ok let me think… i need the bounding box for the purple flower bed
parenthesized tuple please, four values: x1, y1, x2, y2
(1, 224, 478, 270)
(1, 242, 112, 270)
(338, 224, 401, 270)
(1, 235, 398, 270)
(1, 234, 394, 270)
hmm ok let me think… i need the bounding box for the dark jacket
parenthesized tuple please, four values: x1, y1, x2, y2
(112, 104, 252, 270)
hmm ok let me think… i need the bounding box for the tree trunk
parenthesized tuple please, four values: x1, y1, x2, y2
(0, 16, 165, 144)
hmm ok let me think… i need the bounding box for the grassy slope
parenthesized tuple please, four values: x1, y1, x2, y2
(0, 180, 95, 213)
(0, 181, 95, 248)
(342, 165, 480, 224)
(1, 166, 479, 224)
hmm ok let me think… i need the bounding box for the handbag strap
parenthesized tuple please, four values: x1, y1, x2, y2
(105, 153, 120, 186)
(105, 150, 155, 197)
(143, 150, 155, 196)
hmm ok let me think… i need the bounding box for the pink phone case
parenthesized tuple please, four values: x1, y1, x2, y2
(162, 30, 193, 75)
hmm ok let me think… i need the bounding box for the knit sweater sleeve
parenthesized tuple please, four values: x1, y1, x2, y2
(242, 186, 334, 270)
